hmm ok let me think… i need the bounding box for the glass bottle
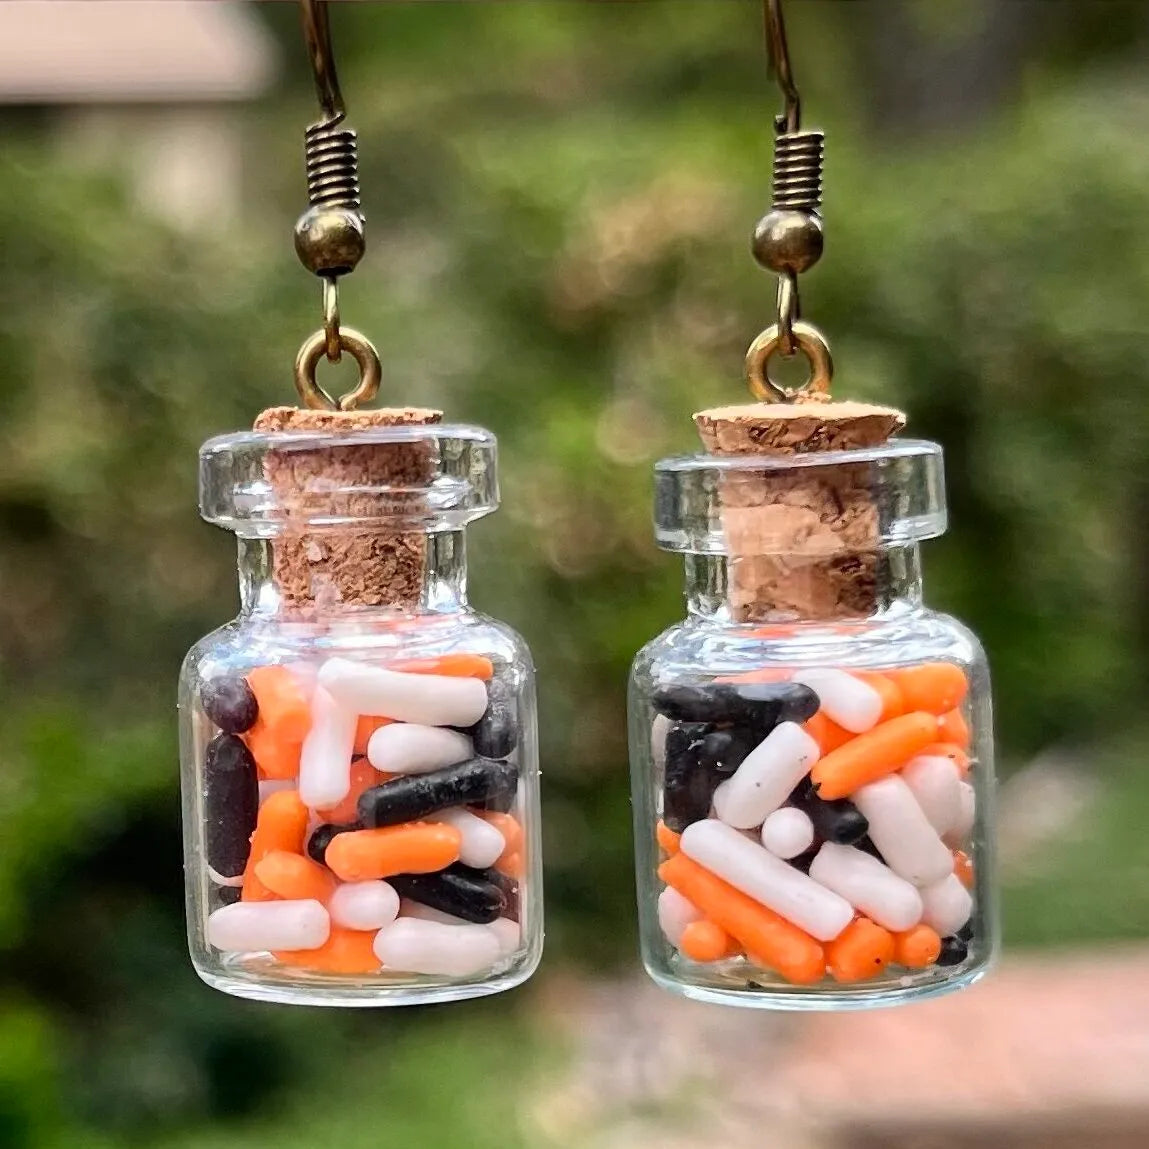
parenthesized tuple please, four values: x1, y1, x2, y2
(629, 438, 996, 1009)
(180, 422, 541, 1006)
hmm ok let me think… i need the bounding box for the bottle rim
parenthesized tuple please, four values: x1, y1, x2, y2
(199, 423, 500, 534)
(655, 438, 941, 476)
(654, 438, 947, 554)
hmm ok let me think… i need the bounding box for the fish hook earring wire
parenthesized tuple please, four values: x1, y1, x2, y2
(747, 0, 832, 401)
(292, 0, 382, 411)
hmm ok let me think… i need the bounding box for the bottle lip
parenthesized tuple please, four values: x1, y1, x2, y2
(654, 437, 947, 554)
(655, 438, 941, 476)
(200, 421, 496, 457)
(199, 422, 500, 534)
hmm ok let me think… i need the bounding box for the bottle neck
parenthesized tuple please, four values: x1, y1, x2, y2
(237, 528, 471, 619)
(684, 543, 924, 621)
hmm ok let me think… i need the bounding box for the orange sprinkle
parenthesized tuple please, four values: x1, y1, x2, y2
(659, 854, 825, 985)
(953, 849, 975, 889)
(245, 666, 311, 743)
(893, 924, 942, 969)
(391, 654, 494, 681)
(804, 710, 855, 755)
(274, 927, 381, 974)
(810, 712, 938, 800)
(885, 663, 968, 716)
(679, 919, 738, 963)
(937, 708, 971, 749)
(656, 820, 682, 856)
(254, 850, 336, 903)
(325, 823, 462, 882)
(917, 742, 971, 776)
(854, 672, 905, 722)
(244, 721, 302, 781)
(713, 667, 792, 684)
(242, 790, 309, 902)
(826, 917, 895, 983)
(353, 715, 393, 757)
(494, 851, 524, 880)
(747, 625, 806, 639)
(316, 757, 382, 824)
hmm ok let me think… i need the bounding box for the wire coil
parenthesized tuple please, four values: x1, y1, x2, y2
(304, 119, 361, 212)
(772, 129, 824, 216)
(293, 0, 378, 410)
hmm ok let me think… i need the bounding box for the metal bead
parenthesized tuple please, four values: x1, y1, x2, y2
(294, 205, 365, 276)
(752, 209, 823, 275)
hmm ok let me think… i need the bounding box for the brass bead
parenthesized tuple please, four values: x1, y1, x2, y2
(294, 205, 365, 276)
(752, 209, 823, 275)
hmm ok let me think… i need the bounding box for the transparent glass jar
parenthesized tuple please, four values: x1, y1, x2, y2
(629, 439, 997, 1009)
(180, 422, 542, 1006)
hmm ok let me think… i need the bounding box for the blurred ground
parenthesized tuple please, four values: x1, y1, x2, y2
(534, 948, 1149, 1149)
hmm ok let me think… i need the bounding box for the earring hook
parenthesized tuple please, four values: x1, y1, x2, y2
(764, 0, 801, 135)
(300, 0, 345, 124)
(293, 0, 380, 410)
(747, 0, 831, 399)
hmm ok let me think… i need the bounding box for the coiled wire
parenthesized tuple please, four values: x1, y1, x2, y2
(304, 119, 361, 212)
(772, 129, 824, 216)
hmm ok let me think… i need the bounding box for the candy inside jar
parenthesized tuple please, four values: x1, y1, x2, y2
(650, 662, 979, 992)
(181, 413, 541, 1006)
(200, 654, 524, 980)
(630, 408, 997, 1009)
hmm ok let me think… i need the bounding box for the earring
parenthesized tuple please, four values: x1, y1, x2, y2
(627, 0, 995, 1010)
(178, 0, 540, 1006)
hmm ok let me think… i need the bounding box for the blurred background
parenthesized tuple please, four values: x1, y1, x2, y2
(1, 0, 1148, 1145)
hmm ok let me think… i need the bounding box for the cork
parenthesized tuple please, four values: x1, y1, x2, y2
(692, 400, 906, 622)
(254, 406, 444, 613)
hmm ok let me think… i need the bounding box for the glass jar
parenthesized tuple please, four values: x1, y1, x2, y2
(629, 439, 997, 1009)
(180, 421, 542, 1006)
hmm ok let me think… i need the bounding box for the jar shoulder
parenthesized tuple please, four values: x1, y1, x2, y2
(631, 605, 987, 688)
(181, 610, 534, 688)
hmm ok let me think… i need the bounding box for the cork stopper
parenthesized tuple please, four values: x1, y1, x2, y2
(254, 406, 444, 613)
(692, 400, 907, 622)
(694, 400, 904, 456)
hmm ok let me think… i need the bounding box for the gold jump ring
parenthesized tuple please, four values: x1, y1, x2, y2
(745, 320, 833, 402)
(294, 326, 382, 411)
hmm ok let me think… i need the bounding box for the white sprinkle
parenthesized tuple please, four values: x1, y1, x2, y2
(920, 873, 973, 936)
(319, 658, 488, 727)
(852, 775, 955, 887)
(808, 842, 924, 932)
(657, 887, 703, 946)
(712, 722, 820, 830)
(792, 669, 883, 733)
(681, 819, 853, 942)
(298, 686, 357, 809)
(207, 900, 330, 952)
(902, 754, 963, 835)
(760, 807, 815, 860)
(373, 917, 501, 977)
(328, 881, 401, 931)
(428, 807, 506, 869)
(366, 723, 473, 775)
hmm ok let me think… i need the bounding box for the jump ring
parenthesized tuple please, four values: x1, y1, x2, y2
(294, 326, 382, 411)
(745, 320, 833, 403)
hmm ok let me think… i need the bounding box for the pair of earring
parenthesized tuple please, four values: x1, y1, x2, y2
(178, 0, 996, 1012)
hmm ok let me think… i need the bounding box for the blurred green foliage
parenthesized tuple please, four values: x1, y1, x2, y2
(1, 1, 1148, 1144)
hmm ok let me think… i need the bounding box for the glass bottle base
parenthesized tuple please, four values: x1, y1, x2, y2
(644, 957, 993, 1012)
(193, 947, 542, 1008)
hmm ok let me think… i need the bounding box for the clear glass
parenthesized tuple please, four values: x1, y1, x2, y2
(180, 424, 542, 1006)
(629, 441, 997, 1010)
